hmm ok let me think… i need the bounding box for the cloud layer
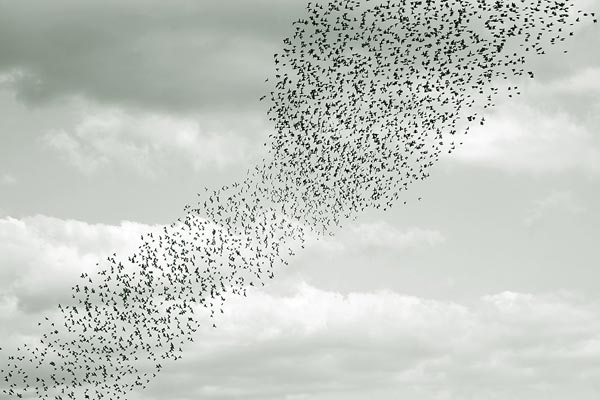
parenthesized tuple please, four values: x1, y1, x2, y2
(0, 0, 304, 112)
(0, 173, 15, 185)
(453, 99, 600, 175)
(1, 215, 599, 400)
(42, 105, 253, 176)
(1, 1, 599, 398)
(306, 222, 445, 254)
(0, 215, 157, 315)
(138, 283, 600, 400)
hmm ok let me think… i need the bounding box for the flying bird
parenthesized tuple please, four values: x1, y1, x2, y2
(1, 0, 596, 399)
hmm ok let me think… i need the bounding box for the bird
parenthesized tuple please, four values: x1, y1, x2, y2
(1, 0, 595, 399)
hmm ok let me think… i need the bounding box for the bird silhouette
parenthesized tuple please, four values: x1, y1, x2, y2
(1, 0, 596, 399)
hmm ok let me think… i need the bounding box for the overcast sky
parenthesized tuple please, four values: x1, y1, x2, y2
(1, 1, 600, 399)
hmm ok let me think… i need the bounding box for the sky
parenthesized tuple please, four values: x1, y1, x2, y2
(1, 0, 600, 399)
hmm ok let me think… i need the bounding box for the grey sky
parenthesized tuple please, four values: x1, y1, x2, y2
(1, 0, 599, 399)
(0, 0, 304, 111)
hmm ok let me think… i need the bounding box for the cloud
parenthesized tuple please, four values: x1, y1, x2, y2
(524, 191, 585, 227)
(0, 216, 442, 320)
(0, 0, 597, 117)
(0, 214, 158, 314)
(450, 27, 600, 176)
(135, 284, 600, 400)
(41, 104, 253, 176)
(1, 215, 599, 399)
(0, 215, 165, 371)
(2, 0, 598, 182)
(309, 222, 445, 254)
(0, 173, 16, 185)
(445, 7, 600, 177)
(547, 67, 600, 94)
(0, 0, 305, 113)
(42, 130, 109, 174)
(452, 100, 600, 176)
(0, 69, 26, 88)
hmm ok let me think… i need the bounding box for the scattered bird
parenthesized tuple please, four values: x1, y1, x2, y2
(1, 0, 595, 399)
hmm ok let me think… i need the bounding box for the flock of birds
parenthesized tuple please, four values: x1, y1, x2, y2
(1, 0, 596, 399)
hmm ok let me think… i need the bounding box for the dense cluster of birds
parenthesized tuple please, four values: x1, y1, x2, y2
(1, 0, 595, 398)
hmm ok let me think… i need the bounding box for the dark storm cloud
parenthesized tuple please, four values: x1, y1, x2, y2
(0, 0, 305, 113)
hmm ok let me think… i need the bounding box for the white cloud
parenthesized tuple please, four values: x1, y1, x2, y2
(453, 100, 600, 175)
(524, 190, 585, 227)
(0, 215, 163, 365)
(0, 216, 442, 322)
(136, 284, 600, 400)
(547, 67, 600, 94)
(43, 130, 109, 174)
(0, 215, 158, 314)
(1, 215, 599, 399)
(42, 105, 253, 176)
(451, 46, 600, 177)
(0, 173, 16, 185)
(308, 222, 445, 253)
(0, 70, 23, 88)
